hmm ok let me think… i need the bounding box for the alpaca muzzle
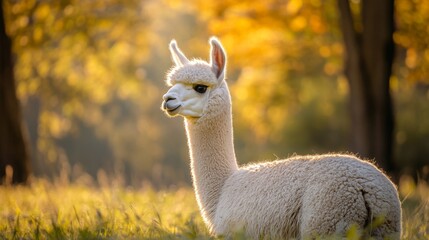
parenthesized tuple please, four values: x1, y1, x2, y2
(162, 96, 181, 116)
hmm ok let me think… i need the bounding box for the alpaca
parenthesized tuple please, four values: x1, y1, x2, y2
(161, 37, 401, 239)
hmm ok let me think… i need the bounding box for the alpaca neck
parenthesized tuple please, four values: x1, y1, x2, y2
(185, 98, 238, 224)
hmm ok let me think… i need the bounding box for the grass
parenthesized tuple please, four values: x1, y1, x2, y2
(0, 177, 427, 239)
(0, 179, 210, 239)
(399, 176, 429, 240)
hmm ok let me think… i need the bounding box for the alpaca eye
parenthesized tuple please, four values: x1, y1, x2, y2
(193, 84, 208, 94)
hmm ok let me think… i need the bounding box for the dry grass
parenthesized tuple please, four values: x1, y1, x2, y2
(0, 177, 427, 239)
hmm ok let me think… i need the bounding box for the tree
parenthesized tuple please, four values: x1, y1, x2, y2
(0, 0, 30, 184)
(5, 0, 168, 185)
(337, 0, 396, 178)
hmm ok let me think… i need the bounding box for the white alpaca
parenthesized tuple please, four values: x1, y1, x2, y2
(161, 37, 401, 239)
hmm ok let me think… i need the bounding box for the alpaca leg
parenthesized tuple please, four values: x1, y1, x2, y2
(299, 183, 367, 238)
(360, 190, 401, 240)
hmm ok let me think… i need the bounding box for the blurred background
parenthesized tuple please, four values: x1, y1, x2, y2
(1, 0, 428, 188)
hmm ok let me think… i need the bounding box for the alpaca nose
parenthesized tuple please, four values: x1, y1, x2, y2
(163, 95, 176, 102)
(162, 93, 177, 106)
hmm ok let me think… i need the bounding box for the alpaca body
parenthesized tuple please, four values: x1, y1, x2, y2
(161, 37, 401, 239)
(214, 155, 401, 239)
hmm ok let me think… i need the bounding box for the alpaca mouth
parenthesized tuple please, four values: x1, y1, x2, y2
(163, 101, 181, 115)
(167, 105, 181, 113)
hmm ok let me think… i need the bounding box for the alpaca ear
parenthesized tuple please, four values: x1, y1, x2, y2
(209, 37, 226, 81)
(169, 40, 190, 66)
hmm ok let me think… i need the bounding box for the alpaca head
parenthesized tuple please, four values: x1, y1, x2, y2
(161, 37, 228, 120)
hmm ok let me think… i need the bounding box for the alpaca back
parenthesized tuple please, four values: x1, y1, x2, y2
(213, 154, 401, 239)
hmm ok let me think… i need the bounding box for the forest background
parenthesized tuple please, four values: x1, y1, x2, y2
(1, 0, 428, 188)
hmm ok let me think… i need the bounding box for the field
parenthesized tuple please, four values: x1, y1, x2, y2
(0, 178, 427, 239)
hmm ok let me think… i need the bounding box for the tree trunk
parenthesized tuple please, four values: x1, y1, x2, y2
(0, 0, 31, 184)
(338, 0, 396, 180)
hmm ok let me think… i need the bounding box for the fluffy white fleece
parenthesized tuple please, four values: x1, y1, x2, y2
(162, 37, 402, 239)
(214, 154, 401, 239)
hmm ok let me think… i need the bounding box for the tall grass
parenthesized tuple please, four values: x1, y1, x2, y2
(0, 179, 210, 239)
(399, 176, 429, 239)
(0, 177, 427, 239)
